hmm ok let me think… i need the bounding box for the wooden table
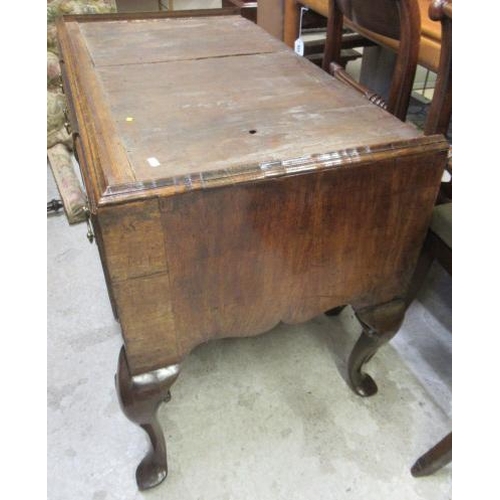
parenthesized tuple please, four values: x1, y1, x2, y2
(283, 0, 442, 72)
(56, 9, 448, 491)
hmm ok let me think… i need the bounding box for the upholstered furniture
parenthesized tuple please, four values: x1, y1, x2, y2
(47, 0, 117, 223)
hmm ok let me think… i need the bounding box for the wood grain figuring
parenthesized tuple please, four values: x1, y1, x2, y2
(60, 13, 424, 203)
(80, 16, 282, 66)
(99, 142, 447, 375)
(66, 21, 136, 189)
(57, 19, 135, 209)
(113, 273, 180, 370)
(96, 51, 419, 182)
(98, 199, 167, 282)
(57, 11, 450, 376)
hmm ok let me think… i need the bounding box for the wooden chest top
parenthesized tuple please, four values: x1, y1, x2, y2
(56, 11, 432, 208)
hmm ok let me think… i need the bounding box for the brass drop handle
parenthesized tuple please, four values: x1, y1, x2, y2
(83, 205, 95, 244)
(63, 107, 72, 135)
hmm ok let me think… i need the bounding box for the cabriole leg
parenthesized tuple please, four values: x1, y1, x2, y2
(115, 346, 180, 490)
(349, 299, 406, 397)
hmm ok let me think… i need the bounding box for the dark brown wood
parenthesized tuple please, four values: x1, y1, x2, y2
(116, 346, 180, 490)
(95, 138, 446, 375)
(322, 0, 342, 67)
(322, 0, 421, 121)
(57, 12, 449, 488)
(222, 0, 258, 22)
(407, 185, 451, 476)
(337, 31, 376, 50)
(330, 61, 388, 110)
(350, 299, 407, 396)
(60, 7, 240, 23)
(424, 0, 452, 137)
(411, 432, 452, 477)
(407, 202, 451, 475)
(284, 0, 442, 73)
(424, 1, 452, 204)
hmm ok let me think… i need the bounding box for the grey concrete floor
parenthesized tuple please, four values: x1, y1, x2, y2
(47, 165, 451, 500)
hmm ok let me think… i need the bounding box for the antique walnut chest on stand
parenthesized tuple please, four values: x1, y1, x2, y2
(56, 9, 448, 490)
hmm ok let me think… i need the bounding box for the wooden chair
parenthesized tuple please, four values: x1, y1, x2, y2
(283, 0, 443, 74)
(323, 0, 452, 475)
(221, 0, 258, 22)
(428, 0, 452, 203)
(407, 200, 451, 476)
(322, 0, 421, 121)
(409, 0, 452, 477)
(424, 0, 452, 138)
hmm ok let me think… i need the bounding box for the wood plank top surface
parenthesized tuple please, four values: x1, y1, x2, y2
(60, 14, 425, 201)
(79, 15, 284, 66)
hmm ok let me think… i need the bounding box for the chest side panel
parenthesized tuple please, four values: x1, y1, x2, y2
(158, 149, 446, 359)
(97, 144, 447, 375)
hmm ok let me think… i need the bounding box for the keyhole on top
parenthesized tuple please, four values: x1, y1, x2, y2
(249, 129, 257, 134)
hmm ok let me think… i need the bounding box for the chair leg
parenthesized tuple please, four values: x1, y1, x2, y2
(411, 432, 452, 477)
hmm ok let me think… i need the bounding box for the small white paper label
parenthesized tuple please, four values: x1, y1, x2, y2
(294, 6, 309, 57)
(294, 38, 305, 56)
(147, 157, 160, 167)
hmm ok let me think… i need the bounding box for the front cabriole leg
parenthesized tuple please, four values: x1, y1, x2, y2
(115, 346, 180, 490)
(349, 299, 406, 397)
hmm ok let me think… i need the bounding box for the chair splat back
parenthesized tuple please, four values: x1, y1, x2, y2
(323, 0, 421, 121)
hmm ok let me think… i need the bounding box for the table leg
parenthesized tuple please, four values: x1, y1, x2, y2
(349, 299, 406, 397)
(115, 346, 180, 490)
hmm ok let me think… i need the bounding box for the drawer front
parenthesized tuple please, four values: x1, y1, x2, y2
(59, 58, 79, 137)
(72, 134, 93, 210)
